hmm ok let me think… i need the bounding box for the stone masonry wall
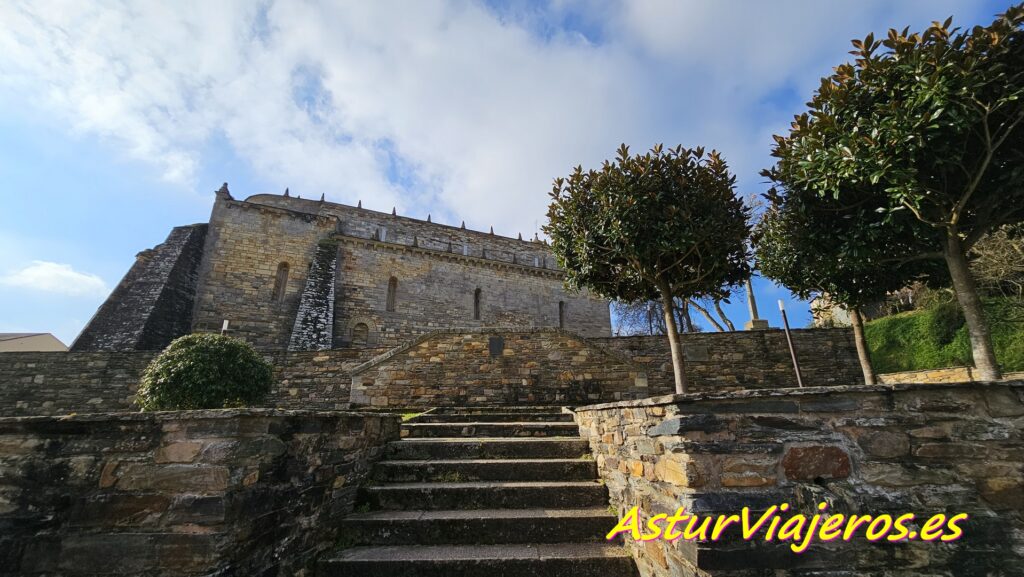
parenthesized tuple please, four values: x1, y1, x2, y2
(0, 409, 400, 577)
(574, 381, 1024, 576)
(0, 349, 386, 417)
(191, 192, 339, 350)
(878, 366, 1024, 384)
(72, 224, 207, 352)
(349, 328, 655, 407)
(288, 240, 339, 351)
(333, 237, 609, 348)
(594, 328, 861, 391)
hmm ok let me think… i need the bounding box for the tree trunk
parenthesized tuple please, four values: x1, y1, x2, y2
(944, 232, 1002, 381)
(659, 282, 688, 394)
(713, 300, 736, 331)
(689, 300, 725, 332)
(849, 307, 876, 385)
(680, 300, 694, 333)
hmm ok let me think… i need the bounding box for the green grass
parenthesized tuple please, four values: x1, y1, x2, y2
(865, 298, 1024, 373)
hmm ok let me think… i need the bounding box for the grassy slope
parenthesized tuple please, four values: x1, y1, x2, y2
(864, 299, 1024, 373)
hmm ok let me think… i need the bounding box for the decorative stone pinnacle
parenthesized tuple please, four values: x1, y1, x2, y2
(427, 214, 431, 223)
(320, 193, 325, 202)
(215, 182, 232, 199)
(284, 187, 290, 197)
(489, 226, 494, 235)
(461, 221, 466, 229)
(392, 207, 397, 215)
(357, 200, 362, 208)
(518, 233, 523, 240)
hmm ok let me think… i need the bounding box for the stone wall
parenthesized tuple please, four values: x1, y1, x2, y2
(0, 409, 400, 576)
(72, 224, 207, 352)
(878, 366, 1024, 384)
(594, 328, 861, 391)
(191, 190, 339, 350)
(0, 349, 386, 417)
(574, 381, 1024, 576)
(332, 236, 609, 348)
(349, 328, 655, 407)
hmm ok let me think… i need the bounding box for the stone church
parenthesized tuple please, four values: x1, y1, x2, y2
(71, 184, 610, 353)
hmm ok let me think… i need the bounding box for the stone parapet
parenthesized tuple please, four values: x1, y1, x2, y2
(574, 380, 1024, 576)
(0, 408, 400, 576)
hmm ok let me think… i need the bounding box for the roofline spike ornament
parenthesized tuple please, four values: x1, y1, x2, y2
(392, 207, 397, 216)
(319, 193, 325, 202)
(461, 221, 466, 229)
(284, 187, 290, 197)
(489, 226, 494, 235)
(215, 182, 232, 200)
(427, 214, 431, 223)
(357, 200, 362, 208)
(518, 232, 523, 240)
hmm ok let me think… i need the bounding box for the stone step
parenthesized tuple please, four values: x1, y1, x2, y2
(432, 406, 568, 414)
(372, 459, 597, 482)
(363, 481, 608, 510)
(318, 543, 637, 577)
(403, 422, 580, 438)
(339, 508, 617, 545)
(411, 412, 575, 423)
(386, 438, 591, 460)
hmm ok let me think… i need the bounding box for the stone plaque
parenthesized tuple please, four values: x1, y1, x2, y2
(683, 345, 709, 362)
(488, 336, 505, 357)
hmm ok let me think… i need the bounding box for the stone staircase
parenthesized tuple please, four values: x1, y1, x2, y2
(318, 406, 637, 576)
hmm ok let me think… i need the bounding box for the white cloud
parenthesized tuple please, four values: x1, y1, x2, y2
(0, 261, 109, 298)
(0, 0, 995, 238)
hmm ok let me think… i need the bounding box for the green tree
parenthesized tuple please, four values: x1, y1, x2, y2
(754, 188, 944, 384)
(764, 7, 1024, 380)
(545, 144, 750, 393)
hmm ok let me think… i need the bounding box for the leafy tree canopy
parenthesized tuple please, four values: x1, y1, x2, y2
(545, 144, 751, 304)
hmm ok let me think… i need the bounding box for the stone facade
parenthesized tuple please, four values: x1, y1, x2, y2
(878, 366, 1024, 384)
(574, 381, 1024, 576)
(74, 185, 610, 353)
(0, 408, 400, 576)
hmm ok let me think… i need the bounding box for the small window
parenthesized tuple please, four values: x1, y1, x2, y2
(473, 288, 482, 320)
(558, 301, 565, 328)
(386, 276, 398, 312)
(272, 262, 289, 302)
(352, 323, 369, 346)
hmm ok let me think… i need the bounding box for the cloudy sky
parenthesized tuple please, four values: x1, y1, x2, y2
(0, 0, 1009, 344)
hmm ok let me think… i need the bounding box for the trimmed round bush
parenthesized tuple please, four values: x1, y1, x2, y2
(137, 333, 273, 411)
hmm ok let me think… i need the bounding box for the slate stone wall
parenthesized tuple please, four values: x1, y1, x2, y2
(288, 240, 339, 351)
(594, 328, 862, 391)
(349, 328, 656, 407)
(72, 224, 207, 352)
(0, 349, 386, 417)
(574, 381, 1024, 576)
(0, 409, 400, 577)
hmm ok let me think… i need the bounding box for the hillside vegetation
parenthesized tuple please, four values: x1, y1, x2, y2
(865, 299, 1024, 374)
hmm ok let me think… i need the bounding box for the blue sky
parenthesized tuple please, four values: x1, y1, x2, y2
(0, 0, 1010, 345)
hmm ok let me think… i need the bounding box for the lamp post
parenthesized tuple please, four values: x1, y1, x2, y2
(778, 300, 804, 388)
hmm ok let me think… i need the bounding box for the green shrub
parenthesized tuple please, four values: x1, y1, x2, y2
(137, 334, 273, 411)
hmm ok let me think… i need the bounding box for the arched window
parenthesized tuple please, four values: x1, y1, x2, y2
(386, 276, 398, 312)
(473, 288, 482, 320)
(559, 301, 566, 328)
(352, 323, 369, 346)
(272, 262, 289, 302)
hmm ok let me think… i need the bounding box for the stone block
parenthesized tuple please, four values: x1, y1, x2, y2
(781, 445, 850, 481)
